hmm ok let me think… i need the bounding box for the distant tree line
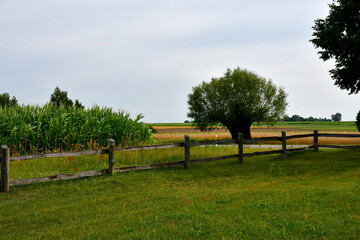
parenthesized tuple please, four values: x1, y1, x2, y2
(283, 113, 342, 122)
(283, 115, 331, 122)
(0, 87, 84, 109)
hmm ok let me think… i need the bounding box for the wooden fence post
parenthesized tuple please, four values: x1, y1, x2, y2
(108, 139, 115, 176)
(184, 135, 190, 169)
(1, 145, 10, 193)
(281, 131, 287, 158)
(238, 133, 243, 164)
(313, 130, 319, 152)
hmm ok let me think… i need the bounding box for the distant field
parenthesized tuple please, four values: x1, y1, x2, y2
(150, 121, 359, 145)
(148, 121, 358, 131)
(271, 121, 357, 131)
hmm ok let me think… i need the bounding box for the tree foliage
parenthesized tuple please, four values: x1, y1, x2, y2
(50, 87, 84, 109)
(356, 110, 360, 131)
(331, 112, 342, 121)
(310, 0, 360, 94)
(187, 68, 287, 139)
(0, 92, 18, 108)
(284, 115, 331, 122)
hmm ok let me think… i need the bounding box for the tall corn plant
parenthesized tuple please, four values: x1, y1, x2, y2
(0, 104, 153, 155)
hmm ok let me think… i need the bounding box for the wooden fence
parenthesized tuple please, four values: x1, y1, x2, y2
(1, 130, 359, 192)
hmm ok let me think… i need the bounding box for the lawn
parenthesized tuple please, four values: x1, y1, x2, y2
(1, 148, 360, 240)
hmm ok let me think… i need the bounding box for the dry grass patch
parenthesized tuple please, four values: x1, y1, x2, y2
(155, 133, 231, 141)
(155, 130, 360, 145)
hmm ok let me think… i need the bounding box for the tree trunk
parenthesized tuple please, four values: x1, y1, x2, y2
(228, 121, 252, 140)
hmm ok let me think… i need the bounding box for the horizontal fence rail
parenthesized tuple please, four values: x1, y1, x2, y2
(113, 143, 185, 152)
(10, 149, 109, 162)
(318, 145, 360, 149)
(10, 169, 106, 186)
(319, 133, 360, 138)
(1, 131, 359, 192)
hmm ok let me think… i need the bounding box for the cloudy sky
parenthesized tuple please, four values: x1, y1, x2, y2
(1, 0, 359, 122)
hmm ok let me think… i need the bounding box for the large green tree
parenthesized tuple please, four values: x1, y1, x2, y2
(356, 110, 360, 131)
(187, 68, 287, 139)
(310, 0, 360, 94)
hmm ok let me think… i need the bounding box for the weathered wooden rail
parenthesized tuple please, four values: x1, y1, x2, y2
(1, 130, 359, 192)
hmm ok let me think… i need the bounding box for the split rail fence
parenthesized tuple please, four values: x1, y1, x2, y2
(1, 130, 359, 192)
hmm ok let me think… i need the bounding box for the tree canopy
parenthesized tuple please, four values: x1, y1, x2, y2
(0, 92, 18, 108)
(331, 112, 342, 121)
(310, 0, 360, 94)
(356, 110, 360, 131)
(50, 87, 84, 109)
(187, 67, 287, 139)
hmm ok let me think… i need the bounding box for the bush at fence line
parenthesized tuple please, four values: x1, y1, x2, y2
(0, 104, 153, 155)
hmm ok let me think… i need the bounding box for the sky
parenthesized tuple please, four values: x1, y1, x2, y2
(1, 0, 359, 122)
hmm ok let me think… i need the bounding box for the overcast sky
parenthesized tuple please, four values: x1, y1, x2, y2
(1, 0, 359, 122)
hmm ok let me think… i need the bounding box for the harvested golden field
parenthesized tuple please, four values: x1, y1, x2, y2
(153, 126, 360, 145)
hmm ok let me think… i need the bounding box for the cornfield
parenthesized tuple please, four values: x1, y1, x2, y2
(0, 104, 153, 155)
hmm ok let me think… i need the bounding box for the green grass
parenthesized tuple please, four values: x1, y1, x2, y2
(9, 146, 245, 179)
(271, 121, 358, 131)
(1, 148, 360, 239)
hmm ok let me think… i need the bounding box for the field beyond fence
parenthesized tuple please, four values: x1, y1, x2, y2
(1, 130, 360, 193)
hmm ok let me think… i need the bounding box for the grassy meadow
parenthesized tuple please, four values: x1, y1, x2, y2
(1, 148, 360, 239)
(1, 121, 360, 239)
